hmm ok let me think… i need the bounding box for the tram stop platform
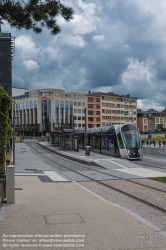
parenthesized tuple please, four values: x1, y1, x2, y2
(0, 141, 166, 250)
(38, 142, 166, 179)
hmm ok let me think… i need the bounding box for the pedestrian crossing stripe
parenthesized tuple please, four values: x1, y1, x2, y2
(15, 171, 68, 182)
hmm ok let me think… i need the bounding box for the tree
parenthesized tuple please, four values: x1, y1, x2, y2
(0, 85, 13, 169)
(0, 0, 74, 35)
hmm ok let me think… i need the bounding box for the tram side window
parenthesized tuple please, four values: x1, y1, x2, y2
(117, 132, 125, 149)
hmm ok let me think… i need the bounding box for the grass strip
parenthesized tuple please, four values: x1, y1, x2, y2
(149, 177, 166, 183)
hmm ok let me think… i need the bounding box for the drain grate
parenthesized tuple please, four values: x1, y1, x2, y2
(44, 213, 85, 225)
(15, 188, 23, 190)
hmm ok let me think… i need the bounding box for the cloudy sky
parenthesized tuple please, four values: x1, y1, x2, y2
(3, 0, 166, 111)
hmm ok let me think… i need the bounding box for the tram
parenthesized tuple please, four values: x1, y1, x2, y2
(63, 124, 142, 159)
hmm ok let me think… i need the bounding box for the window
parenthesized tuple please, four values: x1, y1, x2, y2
(74, 102, 77, 106)
(81, 96, 85, 99)
(55, 100, 59, 108)
(78, 109, 81, 113)
(82, 102, 85, 106)
(82, 109, 85, 113)
(34, 101, 37, 108)
(65, 101, 68, 108)
(88, 124, 94, 128)
(60, 100, 64, 108)
(96, 104, 100, 108)
(88, 104, 93, 108)
(78, 102, 81, 106)
(41, 92, 51, 96)
(77, 95, 81, 99)
(60, 93, 64, 97)
(55, 92, 59, 96)
(96, 111, 100, 115)
(73, 94, 76, 98)
(26, 102, 29, 109)
(34, 93, 37, 97)
(88, 117, 93, 121)
(78, 124, 81, 127)
(97, 124, 100, 127)
(82, 117, 85, 120)
(82, 124, 85, 127)
(88, 110, 93, 115)
(74, 109, 77, 113)
(30, 101, 33, 109)
(78, 116, 81, 120)
(96, 98, 100, 102)
(96, 118, 100, 121)
(88, 97, 93, 102)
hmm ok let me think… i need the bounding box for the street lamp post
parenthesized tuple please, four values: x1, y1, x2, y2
(84, 107, 87, 149)
(52, 120, 54, 131)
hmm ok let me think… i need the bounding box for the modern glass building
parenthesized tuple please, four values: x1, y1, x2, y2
(12, 88, 86, 135)
(0, 31, 15, 96)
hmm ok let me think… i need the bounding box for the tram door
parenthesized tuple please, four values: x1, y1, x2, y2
(113, 133, 120, 155)
(116, 132, 127, 158)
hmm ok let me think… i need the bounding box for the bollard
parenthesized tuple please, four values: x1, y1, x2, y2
(85, 146, 90, 156)
(7, 165, 15, 203)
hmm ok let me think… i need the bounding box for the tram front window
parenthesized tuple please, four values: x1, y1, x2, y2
(121, 130, 140, 149)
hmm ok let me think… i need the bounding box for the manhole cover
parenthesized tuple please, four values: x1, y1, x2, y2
(44, 213, 85, 225)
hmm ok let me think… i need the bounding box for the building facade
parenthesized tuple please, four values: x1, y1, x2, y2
(86, 92, 137, 128)
(12, 88, 86, 134)
(137, 109, 165, 133)
(137, 110, 150, 133)
(12, 88, 138, 134)
(0, 31, 14, 96)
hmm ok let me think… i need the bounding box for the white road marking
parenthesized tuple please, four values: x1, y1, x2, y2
(43, 171, 67, 181)
(108, 161, 129, 169)
(115, 168, 166, 177)
(15, 173, 45, 176)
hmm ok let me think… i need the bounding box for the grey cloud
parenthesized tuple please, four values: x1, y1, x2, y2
(2, 0, 166, 110)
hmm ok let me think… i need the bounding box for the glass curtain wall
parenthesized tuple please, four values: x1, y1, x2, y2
(60, 101, 64, 130)
(55, 100, 59, 130)
(70, 101, 73, 129)
(65, 101, 68, 128)
(41, 100, 51, 134)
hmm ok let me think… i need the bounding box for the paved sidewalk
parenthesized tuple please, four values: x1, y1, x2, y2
(0, 142, 166, 250)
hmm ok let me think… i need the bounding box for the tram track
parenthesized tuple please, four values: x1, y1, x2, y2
(26, 142, 166, 215)
(133, 159, 166, 170)
(30, 142, 166, 194)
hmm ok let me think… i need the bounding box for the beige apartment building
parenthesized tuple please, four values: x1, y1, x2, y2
(86, 92, 137, 128)
(12, 88, 86, 134)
